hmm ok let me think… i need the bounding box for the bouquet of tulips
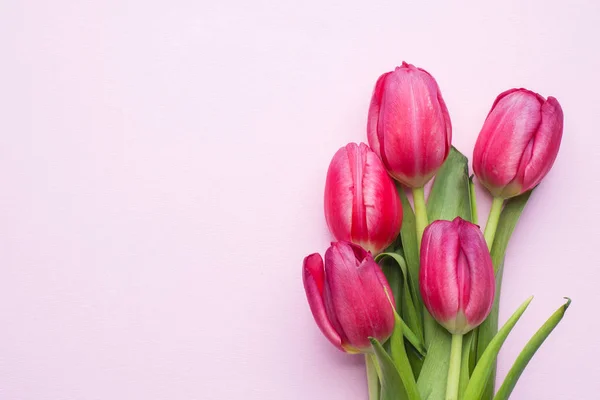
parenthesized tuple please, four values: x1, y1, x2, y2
(302, 62, 570, 400)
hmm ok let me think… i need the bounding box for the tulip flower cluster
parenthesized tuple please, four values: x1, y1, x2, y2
(302, 62, 570, 400)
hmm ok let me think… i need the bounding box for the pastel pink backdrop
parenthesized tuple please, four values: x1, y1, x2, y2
(1, 1, 599, 399)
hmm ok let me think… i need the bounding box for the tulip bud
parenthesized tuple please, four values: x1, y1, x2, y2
(302, 242, 395, 353)
(324, 142, 402, 255)
(473, 88, 564, 198)
(367, 62, 452, 188)
(419, 218, 495, 335)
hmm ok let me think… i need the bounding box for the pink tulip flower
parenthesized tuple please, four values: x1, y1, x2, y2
(303, 242, 395, 353)
(324, 142, 402, 255)
(473, 88, 564, 198)
(419, 218, 495, 335)
(367, 62, 452, 188)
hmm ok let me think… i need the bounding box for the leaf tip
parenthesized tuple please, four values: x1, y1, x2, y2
(525, 295, 534, 303)
(516, 295, 534, 311)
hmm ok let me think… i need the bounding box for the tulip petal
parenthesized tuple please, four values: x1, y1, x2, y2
(367, 63, 451, 188)
(456, 219, 495, 328)
(473, 88, 563, 198)
(488, 88, 523, 111)
(472, 88, 522, 175)
(476, 90, 544, 191)
(420, 220, 460, 323)
(519, 96, 564, 192)
(420, 218, 495, 334)
(362, 146, 402, 253)
(356, 256, 396, 344)
(324, 146, 354, 243)
(418, 64, 453, 164)
(324, 142, 401, 254)
(379, 66, 448, 185)
(367, 72, 391, 161)
(324, 242, 396, 351)
(302, 253, 343, 351)
(347, 143, 368, 248)
(324, 243, 368, 349)
(437, 88, 453, 160)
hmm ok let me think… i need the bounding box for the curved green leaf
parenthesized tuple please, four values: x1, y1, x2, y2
(390, 310, 421, 400)
(459, 331, 474, 398)
(365, 354, 380, 400)
(399, 317, 426, 358)
(377, 252, 423, 347)
(463, 296, 534, 400)
(476, 191, 533, 399)
(371, 338, 410, 400)
(493, 298, 571, 400)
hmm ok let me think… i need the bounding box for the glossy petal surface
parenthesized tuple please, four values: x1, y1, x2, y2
(419, 218, 495, 334)
(473, 89, 563, 198)
(367, 62, 452, 188)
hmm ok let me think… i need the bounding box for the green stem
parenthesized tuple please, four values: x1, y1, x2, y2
(446, 334, 463, 400)
(412, 186, 434, 346)
(412, 185, 434, 346)
(483, 197, 504, 250)
(366, 353, 381, 400)
(412, 186, 428, 249)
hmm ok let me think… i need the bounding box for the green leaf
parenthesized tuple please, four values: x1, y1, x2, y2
(463, 296, 533, 400)
(407, 341, 425, 379)
(493, 298, 572, 400)
(371, 338, 410, 400)
(427, 147, 472, 222)
(365, 354, 381, 400)
(459, 332, 474, 398)
(469, 326, 479, 375)
(416, 327, 451, 399)
(397, 318, 426, 358)
(379, 255, 403, 315)
(378, 252, 425, 374)
(476, 191, 533, 399)
(390, 310, 422, 400)
(377, 252, 424, 348)
(416, 147, 473, 400)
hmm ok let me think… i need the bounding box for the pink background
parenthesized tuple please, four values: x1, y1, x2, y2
(1, 1, 599, 399)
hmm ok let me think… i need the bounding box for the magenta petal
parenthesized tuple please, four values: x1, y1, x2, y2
(324, 143, 402, 254)
(367, 72, 392, 161)
(477, 90, 543, 190)
(367, 63, 451, 188)
(420, 218, 495, 334)
(347, 143, 368, 246)
(302, 253, 343, 351)
(360, 145, 402, 253)
(420, 220, 460, 323)
(520, 97, 564, 192)
(324, 242, 371, 350)
(355, 257, 395, 344)
(324, 146, 354, 244)
(456, 220, 495, 327)
(473, 88, 563, 198)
